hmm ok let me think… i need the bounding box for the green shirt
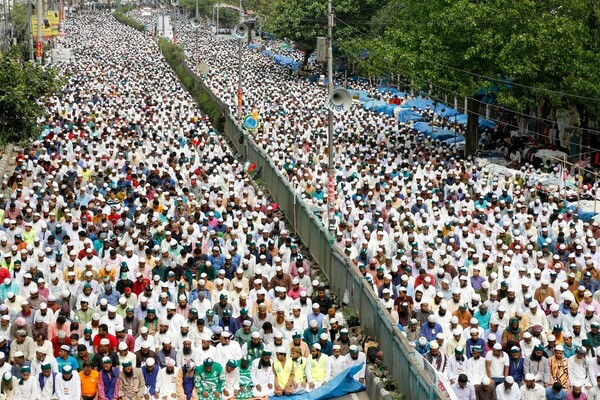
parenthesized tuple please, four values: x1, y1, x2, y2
(194, 363, 225, 394)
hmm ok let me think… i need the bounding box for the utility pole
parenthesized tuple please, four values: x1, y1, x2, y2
(26, 0, 33, 60)
(236, 0, 242, 122)
(326, 0, 335, 233)
(194, 0, 198, 68)
(36, 0, 42, 63)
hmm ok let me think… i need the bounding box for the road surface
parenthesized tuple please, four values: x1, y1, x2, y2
(334, 390, 371, 400)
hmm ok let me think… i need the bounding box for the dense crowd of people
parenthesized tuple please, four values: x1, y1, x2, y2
(119, 9, 600, 400)
(0, 11, 370, 400)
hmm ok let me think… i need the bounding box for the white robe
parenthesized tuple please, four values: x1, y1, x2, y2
(214, 343, 242, 368)
(55, 373, 81, 400)
(330, 355, 347, 378)
(156, 367, 179, 398)
(222, 369, 240, 400)
(0, 377, 20, 400)
(17, 377, 39, 400)
(250, 359, 275, 398)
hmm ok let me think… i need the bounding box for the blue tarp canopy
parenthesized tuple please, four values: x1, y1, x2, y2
(249, 43, 260, 49)
(277, 363, 366, 400)
(363, 100, 388, 112)
(261, 50, 274, 58)
(398, 108, 424, 123)
(429, 129, 458, 142)
(452, 114, 495, 131)
(566, 202, 597, 222)
(346, 89, 371, 102)
(443, 136, 466, 145)
(412, 122, 434, 134)
(434, 104, 460, 117)
(273, 54, 301, 71)
(404, 97, 434, 109)
(377, 87, 407, 98)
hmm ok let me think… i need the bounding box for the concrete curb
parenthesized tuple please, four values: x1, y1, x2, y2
(366, 367, 394, 400)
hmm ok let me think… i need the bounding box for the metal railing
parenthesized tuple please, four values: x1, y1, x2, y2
(179, 58, 445, 400)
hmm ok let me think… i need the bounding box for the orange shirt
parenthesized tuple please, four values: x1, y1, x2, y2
(80, 369, 99, 396)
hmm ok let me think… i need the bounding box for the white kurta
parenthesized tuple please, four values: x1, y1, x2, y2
(156, 367, 180, 398)
(222, 369, 240, 400)
(17, 377, 40, 400)
(345, 352, 367, 381)
(330, 355, 347, 378)
(55, 373, 81, 400)
(251, 359, 275, 398)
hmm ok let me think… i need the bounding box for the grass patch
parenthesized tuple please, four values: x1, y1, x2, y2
(158, 38, 225, 132)
(113, 6, 145, 32)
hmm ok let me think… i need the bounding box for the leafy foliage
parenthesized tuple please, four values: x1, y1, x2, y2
(114, 6, 146, 31)
(0, 49, 59, 144)
(347, 0, 600, 116)
(259, 0, 386, 61)
(158, 38, 225, 131)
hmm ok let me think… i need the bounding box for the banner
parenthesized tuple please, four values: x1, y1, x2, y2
(31, 11, 61, 39)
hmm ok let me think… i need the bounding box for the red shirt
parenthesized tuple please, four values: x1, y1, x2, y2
(92, 333, 118, 352)
(132, 279, 150, 296)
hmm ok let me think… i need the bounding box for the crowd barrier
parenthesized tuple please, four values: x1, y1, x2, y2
(179, 56, 446, 400)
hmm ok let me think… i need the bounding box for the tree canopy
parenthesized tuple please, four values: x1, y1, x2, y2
(0, 50, 60, 144)
(345, 0, 600, 116)
(258, 0, 386, 59)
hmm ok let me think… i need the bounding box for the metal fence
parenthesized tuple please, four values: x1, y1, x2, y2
(185, 62, 445, 400)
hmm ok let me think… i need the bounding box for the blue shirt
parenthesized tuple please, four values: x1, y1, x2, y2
(55, 356, 79, 372)
(420, 322, 443, 342)
(545, 387, 566, 400)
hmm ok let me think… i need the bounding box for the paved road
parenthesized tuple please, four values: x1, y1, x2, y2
(334, 390, 370, 400)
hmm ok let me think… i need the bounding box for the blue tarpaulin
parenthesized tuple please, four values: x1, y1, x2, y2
(443, 136, 466, 145)
(273, 55, 301, 71)
(430, 129, 459, 141)
(277, 363, 366, 400)
(452, 114, 495, 131)
(363, 100, 388, 112)
(404, 97, 434, 109)
(249, 43, 260, 49)
(566, 202, 597, 222)
(434, 104, 460, 117)
(412, 122, 434, 134)
(346, 89, 371, 102)
(398, 108, 424, 123)
(261, 50, 274, 58)
(377, 87, 407, 98)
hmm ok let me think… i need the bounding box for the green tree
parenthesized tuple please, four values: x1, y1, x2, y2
(0, 49, 59, 144)
(346, 0, 600, 153)
(261, 0, 386, 65)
